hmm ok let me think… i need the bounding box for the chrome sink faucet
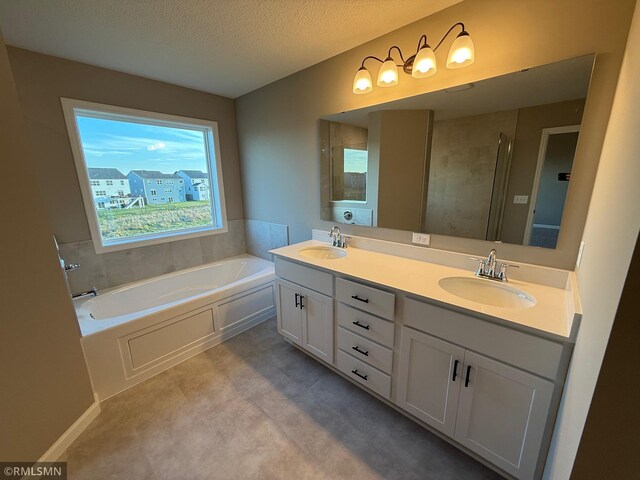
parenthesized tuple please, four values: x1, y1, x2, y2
(329, 225, 348, 248)
(471, 248, 518, 282)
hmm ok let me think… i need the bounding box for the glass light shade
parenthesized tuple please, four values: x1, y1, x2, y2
(377, 57, 398, 87)
(412, 46, 437, 78)
(352, 67, 373, 94)
(447, 32, 475, 69)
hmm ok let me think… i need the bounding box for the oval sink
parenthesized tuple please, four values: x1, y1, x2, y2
(299, 246, 347, 260)
(438, 276, 536, 309)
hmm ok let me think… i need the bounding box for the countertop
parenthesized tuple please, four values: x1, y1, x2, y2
(270, 240, 581, 343)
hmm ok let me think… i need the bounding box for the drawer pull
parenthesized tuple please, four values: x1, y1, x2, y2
(294, 293, 299, 308)
(352, 345, 369, 357)
(452, 359, 459, 382)
(352, 320, 370, 330)
(465, 365, 472, 388)
(351, 294, 369, 304)
(299, 295, 305, 309)
(351, 369, 368, 381)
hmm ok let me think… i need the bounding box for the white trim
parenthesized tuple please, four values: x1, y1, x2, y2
(532, 223, 561, 230)
(36, 395, 101, 462)
(60, 98, 228, 254)
(524, 125, 580, 245)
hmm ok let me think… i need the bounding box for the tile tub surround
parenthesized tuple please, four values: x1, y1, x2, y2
(59, 219, 246, 293)
(244, 219, 289, 260)
(61, 319, 501, 480)
(275, 232, 581, 341)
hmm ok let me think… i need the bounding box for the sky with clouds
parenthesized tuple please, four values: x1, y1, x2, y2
(76, 116, 210, 175)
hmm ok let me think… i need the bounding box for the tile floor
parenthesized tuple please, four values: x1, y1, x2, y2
(63, 318, 503, 479)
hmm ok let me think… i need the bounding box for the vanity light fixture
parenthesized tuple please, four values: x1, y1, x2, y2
(352, 22, 475, 94)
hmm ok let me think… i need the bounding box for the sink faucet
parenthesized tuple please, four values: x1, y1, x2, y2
(470, 249, 518, 282)
(486, 249, 497, 277)
(329, 225, 348, 248)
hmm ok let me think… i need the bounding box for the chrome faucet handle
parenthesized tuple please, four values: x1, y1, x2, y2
(64, 263, 80, 272)
(469, 257, 486, 276)
(340, 234, 351, 248)
(497, 263, 519, 282)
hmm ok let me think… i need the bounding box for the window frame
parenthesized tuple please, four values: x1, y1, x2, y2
(61, 98, 228, 254)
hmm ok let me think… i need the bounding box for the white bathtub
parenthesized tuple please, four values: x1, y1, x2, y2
(75, 254, 275, 400)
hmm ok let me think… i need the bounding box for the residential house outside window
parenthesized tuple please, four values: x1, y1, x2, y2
(62, 99, 228, 253)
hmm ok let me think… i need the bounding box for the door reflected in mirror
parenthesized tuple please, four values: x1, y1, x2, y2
(319, 55, 595, 249)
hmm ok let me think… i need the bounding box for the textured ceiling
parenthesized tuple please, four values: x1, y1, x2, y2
(0, 0, 460, 98)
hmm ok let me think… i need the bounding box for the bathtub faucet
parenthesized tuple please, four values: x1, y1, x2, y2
(72, 287, 99, 299)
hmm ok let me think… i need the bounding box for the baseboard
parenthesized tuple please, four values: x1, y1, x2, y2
(37, 394, 101, 463)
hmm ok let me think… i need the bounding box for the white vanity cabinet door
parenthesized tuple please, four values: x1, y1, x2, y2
(276, 279, 302, 345)
(396, 327, 465, 437)
(454, 351, 554, 480)
(300, 287, 334, 364)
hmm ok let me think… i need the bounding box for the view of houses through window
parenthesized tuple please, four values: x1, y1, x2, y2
(67, 103, 225, 249)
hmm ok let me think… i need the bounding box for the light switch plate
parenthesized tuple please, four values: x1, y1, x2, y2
(412, 233, 430, 245)
(513, 195, 529, 204)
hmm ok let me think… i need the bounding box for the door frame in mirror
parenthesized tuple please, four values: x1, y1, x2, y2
(524, 124, 581, 245)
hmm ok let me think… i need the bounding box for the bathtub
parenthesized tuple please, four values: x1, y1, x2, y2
(75, 254, 275, 400)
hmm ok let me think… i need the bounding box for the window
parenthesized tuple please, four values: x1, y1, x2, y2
(332, 147, 367, 202)
(95, 190, 107, 196)
(90, 180, 100, 186)
(106, 180, 113, 186)
(63, 99, 228, 253)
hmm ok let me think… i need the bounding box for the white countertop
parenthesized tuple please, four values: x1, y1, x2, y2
(271, 240, 581, 343)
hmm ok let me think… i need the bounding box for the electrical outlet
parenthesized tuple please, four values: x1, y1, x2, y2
(412, 233, 430, 245)
(513, 195, 529, 204)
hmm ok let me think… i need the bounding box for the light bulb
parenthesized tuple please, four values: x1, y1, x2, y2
(446, 31, 475, 69)
(352, 67, 372, 94)
(377, 57, 398, 87)
(412, 45, 437, 78)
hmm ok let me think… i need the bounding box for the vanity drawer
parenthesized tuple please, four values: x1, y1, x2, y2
(404, 297, 564, 380)
(337, 327, 393, 374)
(336, 349, 391, 399)
(274, 257, 333, 297)
(337, 303, 395, 348)
(336, 277, 395, 320)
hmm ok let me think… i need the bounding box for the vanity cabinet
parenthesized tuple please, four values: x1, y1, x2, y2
(396, 327, 464, 437)
(454, 350, 553, 480)
(273, 250, 572, 480)
(401, 297, 560, 480)
(275, 259, 334, 364)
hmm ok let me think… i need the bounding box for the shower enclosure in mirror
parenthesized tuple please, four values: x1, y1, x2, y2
(319, 55, 594, 249)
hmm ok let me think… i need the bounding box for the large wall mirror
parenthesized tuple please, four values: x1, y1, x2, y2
(319, 55, 595, 249)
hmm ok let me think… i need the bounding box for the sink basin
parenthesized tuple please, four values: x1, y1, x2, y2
(438, 276, 536, 309)
(299, 246, 347, 260)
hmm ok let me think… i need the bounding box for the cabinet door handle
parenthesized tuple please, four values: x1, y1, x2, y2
(464, 365, 472, 387)
(351, 369, 368, 381)
(352, 345, 369, 356)
(352, 320, 370, 330)
(452, 359, 459, 382)
(351, 295, 369, 304)
(299, 295, 304, 309)
(294, 293, 299, 308)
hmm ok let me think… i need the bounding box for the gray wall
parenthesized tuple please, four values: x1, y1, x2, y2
(7, 47, 248, 290)
(236, 0, 635, 269)
(0, 31, 94, 461)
